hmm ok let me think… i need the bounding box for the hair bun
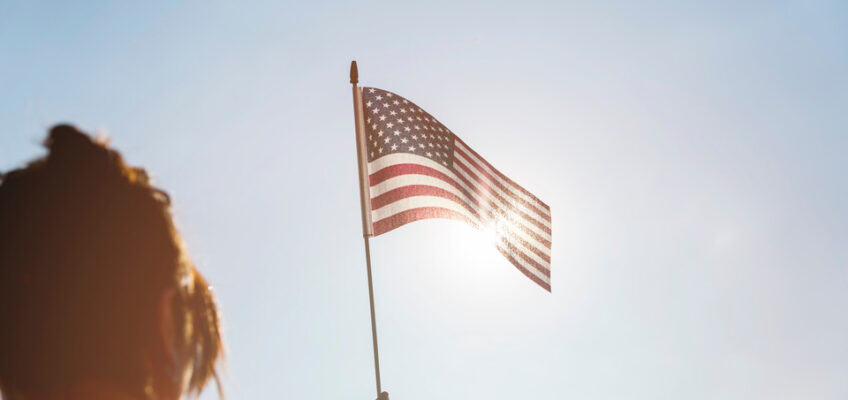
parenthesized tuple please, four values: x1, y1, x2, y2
(46, 124, 95, 157)
(45, 124, 114, 177)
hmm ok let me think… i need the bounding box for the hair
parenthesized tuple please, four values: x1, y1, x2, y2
(0, 125, 223, 398)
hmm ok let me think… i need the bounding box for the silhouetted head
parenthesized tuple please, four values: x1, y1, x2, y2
(0, 125, 224, 399)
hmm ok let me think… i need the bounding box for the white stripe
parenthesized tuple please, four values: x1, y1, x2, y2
(370, 171, 503, 227)
(368, 153, 552, 259)
(368, 152, 454, 177)
(371, 181, 551, 269)
(455, 140, 551, 218)
(455, 152, 551, 230)
(370, 174, 474, 209)
(454, 155, 553, 243)
(482, 209, 552, 259)
(495, 242, 551, 284)
(371, 195, 479, 224)
(370, 195, 551, 283)
(506, 231, 551, 271)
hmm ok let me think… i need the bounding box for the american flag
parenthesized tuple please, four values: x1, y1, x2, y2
(359, 87, 552, 291)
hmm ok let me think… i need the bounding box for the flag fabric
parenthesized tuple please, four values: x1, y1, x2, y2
(360, 87, 552, 291)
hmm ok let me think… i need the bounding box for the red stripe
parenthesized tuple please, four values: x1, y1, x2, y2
(369, 164, 480, 209)
(370, 206, 551, 287)
(455, 163, 553, 263)
(369, 163, 453, 187)
(372, 207, 477, 236)
(454, 159, 553, 239)
(454, 137, 550, 211)
(373, 187, 552, 268)
(371, 185, 479, 219)
(455, 147, 551, 222)
(499, 238, 551, 278)
(495, 245, 551, 292)
(373, 164, 552, 254)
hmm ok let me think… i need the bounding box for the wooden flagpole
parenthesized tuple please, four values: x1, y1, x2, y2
(350, 60, 383, 397)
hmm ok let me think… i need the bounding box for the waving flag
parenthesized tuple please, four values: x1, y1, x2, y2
(358, 87, 552, 291)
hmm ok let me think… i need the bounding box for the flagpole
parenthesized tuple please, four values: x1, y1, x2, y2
(350, 60, 383, 397)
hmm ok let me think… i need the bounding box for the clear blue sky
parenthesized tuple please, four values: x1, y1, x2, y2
(1, 1, 847, 399)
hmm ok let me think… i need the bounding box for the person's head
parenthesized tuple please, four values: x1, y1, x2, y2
(0, 125, 224, 399)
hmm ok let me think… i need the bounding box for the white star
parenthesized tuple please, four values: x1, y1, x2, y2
(408, 146, 416, 152)
(387, 123, 394, 128)
(390, 111, 397, 116)
(379, 115, 387, 121)
(378, 147, 384, 153)
(391, 144, 398, 150)
(393, 130, 401, 136)
(377, 130, 384, 136)
(386, 93, 393, 97)
(418, 143, 425, 149)
(400, 108, 407, 113)
(426, 152, 432, 157)
(372, 108, 380, 114)
(370, 151, 374, 157)
(397, 119, 404, 124)
(366, 101, 373, 107)
(376, 95, 383, 100)
(402, 99, 409, 104)
(393, 100, 400, 105)
(429, 143, 434, 147)
(384, 137, 390, 144)
(411, 135, 418, 140)
(369, 88, 376, 93)
(401, 138, 408, 144)
(404, 127, 411, 132)
(407, 117, 413, 122)
(414, 125, 420, 130)
(383, 103, 390, 108)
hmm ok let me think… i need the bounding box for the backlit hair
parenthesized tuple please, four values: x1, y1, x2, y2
(0, 125, 224, 398)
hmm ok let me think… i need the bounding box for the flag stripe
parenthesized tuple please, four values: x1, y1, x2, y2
(372, 207, 476, 236)
(369, 158, 455, 186)
(494, 245, 552, 292)
(369, 158, 553, 251)
(454, 149, 551, 231)
(369, 163, 552, 266)
(453, 156, 553, 241)
(455, 138, 550, 215)
(372, 206, 551, 290)
(371, 185, 478, 217)
(496, 238, 551, 280)
(453, 159, 553, 244)
(372, 195, 478, 225)
(455, 146, 551, 224)
(369, 179, 551, 271)
(371, 200, 552, 284)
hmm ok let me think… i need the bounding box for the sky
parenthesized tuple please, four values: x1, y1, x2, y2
(1, 1, 847, 399)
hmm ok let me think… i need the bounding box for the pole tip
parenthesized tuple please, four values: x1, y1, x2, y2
(350, 60, 359, 84)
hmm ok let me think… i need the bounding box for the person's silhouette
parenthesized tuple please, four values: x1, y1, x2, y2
(0, 125, 224, 399)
